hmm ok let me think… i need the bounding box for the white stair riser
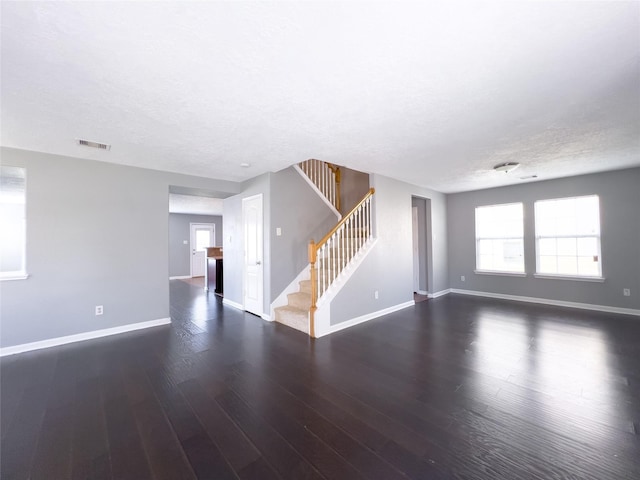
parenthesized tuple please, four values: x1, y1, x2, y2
(274, 308, 308, 334)
(299, 280, 311, 293)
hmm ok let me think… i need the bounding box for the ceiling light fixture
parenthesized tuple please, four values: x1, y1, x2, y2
(493, 162, 520, 173)
(240, 163, 251, 168)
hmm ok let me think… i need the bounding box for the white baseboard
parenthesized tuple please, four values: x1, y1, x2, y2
(415, 290, 429, 295)
(428, 289, 451, 299)
(450, 289, 640, 317)
(222, 298, 270, 320)
(0, 318, 171, 357)
(169, 275, 191, 280)
(222, 298, 244, 310)
(318, 300, 415, 337)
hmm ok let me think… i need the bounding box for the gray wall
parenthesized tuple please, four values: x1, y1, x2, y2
(447, 168, 640, 310)
(223, 173, 271, 314)
(340, 166, 370, 213)
(168, 213, 223, 278)
(270, 167, 338, 301)
(0, 147, 239, 348)
(330, 174, 448, 325)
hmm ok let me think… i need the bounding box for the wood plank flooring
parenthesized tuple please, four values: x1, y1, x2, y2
(2, 281, 640, 479)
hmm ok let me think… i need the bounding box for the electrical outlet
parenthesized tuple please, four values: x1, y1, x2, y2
(623, 288, 631, 297)
(95, 305, 103, 315)
(374, 290, 379, 299)
(461, 276, 465, 282)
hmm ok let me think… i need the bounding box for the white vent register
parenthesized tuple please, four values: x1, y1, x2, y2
(76, 139, 111, 150)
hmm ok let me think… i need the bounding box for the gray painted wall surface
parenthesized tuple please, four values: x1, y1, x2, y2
(223, 173, 271, 314)
(168, 213, 222, 277)
(270, 167, 337, 301)
(330, 174, 448, 325)
(0, 147, 240, 348)
(447, 168, 640, 310)
(340, 166, 370, 213)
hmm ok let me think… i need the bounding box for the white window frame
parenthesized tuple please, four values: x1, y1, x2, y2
(534, 194, 603, 281)
(0, 166, 28, 281)
(474, 202, 525, 276)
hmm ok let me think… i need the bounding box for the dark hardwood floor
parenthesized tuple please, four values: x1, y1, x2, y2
(2, 281, 640, 479)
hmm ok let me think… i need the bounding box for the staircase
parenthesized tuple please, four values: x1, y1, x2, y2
(274, 161, 374, 336)
(273, 279, 312, 334)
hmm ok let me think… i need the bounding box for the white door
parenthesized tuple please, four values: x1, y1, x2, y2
(190, 223, 214, 277)
(243, 194, 263, 316)
(412, 206, 420, 292)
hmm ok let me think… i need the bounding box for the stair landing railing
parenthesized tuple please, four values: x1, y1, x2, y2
(308, 188, 374, 336)
(299, 159, 341, 212)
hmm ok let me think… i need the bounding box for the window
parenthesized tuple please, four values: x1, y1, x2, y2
(475, 202, 524, 274)
(0, 166, 27, 280)
(534, 195, 601, 278)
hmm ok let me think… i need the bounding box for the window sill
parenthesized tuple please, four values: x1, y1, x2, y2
(474, 270, 527, 277)
(533, 274, 605, 283)
(0, 273, 29, 281)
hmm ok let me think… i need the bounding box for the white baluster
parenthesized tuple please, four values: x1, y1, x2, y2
(357, 210, 360, 252)
(330, 171, 334, 207)
(323, 164, 327, 199)
(347, 218, 352, 264)
(330, 235, 333, 284)
(357, 207, 361, 251)
(322, 244, 327, 295)
(332, 233, 336, 282)
(365, 199, 369, 240)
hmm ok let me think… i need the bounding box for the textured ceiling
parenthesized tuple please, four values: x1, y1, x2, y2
(1, 1, 639, 193)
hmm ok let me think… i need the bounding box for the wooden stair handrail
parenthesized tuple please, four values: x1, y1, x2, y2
(315, 187, 374, 247)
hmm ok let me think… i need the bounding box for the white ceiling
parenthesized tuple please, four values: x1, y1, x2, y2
(1, 1, 638, 193)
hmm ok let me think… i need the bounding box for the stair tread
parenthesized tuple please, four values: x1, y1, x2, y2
(286, 291, 311, 309)
(274, 305, 309, 334)
(288, 291, 311, 298)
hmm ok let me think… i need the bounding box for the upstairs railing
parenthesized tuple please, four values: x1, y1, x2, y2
(299, 159, 341, 212)
(308, 188, 375, 336)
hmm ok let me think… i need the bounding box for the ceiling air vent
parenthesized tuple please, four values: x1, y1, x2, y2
(76, 139, 111, 150)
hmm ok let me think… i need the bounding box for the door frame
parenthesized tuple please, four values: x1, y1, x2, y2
(189, 223, 215, 277)
(242, 194, 264, 316)
(412, 206, 420, 292)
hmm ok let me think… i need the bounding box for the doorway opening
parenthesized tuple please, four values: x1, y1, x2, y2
(411, 196, 433, 303)
(190, 223, 215, 278)
(168, 189, 224, 293)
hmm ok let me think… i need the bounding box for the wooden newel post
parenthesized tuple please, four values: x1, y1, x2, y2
(308, 240, 317, 338)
